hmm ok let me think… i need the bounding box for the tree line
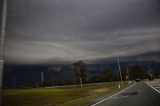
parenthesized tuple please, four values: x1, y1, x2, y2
(6, 60, 160, 89)
(73, 60, 160, 87)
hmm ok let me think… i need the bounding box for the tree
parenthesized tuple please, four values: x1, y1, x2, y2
(121, 68, 128, 81)
(153, 72, 160, 79)
(103, 68, 115, 82)
(73, 60, 86, 88)
(129, 65, 144, 80)
(88, 75, 102, 83)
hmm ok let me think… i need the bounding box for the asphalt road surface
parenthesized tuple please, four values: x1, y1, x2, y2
(146, 79, 160, 93)
(80, 82, 160, 106)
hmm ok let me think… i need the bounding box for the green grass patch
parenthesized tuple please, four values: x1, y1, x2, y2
(2, 82, 130, 106)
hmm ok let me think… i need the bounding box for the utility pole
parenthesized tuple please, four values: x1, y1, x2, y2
(41, 72, 44, 83)
(126, 64, 134, 84)
(117, 56, 123, 86)
(147, 61, 153, 79)
(127, 64, 134, 80)
(147, 61, 151, 73)
(13, 77, 16, 89)
(0, 0, 7, 89)
(51, 76, 54, 87)
(0, 0, 7, 105)
(127, 65, 129, 80)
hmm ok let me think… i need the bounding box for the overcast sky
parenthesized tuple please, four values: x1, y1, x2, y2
(4, 0, 160, 64)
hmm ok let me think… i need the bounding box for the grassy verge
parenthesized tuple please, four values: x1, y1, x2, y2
(2, 82, 130, 106)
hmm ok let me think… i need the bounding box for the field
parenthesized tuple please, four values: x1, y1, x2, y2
(2, 82, 130, 106)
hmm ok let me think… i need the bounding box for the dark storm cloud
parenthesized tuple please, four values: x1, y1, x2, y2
(4, 0, 160, 64)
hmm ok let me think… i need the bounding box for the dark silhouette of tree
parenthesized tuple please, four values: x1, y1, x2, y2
(153, 72, 160, 79)
(129, 65, 144, 80)
(73, 60, 86, 88)
(121, 68, 128, 80)
(88, 75, 103, 83)
(103, 68, 115, 82)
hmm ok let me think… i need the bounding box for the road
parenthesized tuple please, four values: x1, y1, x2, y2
(80, 82, 160, 106)
(146, 79, 160, 93)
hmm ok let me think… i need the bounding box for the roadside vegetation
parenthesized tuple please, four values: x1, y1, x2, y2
(4, 61, 159, 89)
(2, 82, 130, 106)
(2, 60, 159, 106)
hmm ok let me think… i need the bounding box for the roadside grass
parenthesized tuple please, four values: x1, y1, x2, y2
(2, 82, 130, 106)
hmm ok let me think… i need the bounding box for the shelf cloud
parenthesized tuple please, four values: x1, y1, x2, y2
(4, 0, 160, 64)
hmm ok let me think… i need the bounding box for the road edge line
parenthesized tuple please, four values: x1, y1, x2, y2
(91, 83, 135, 106)
(145, 82, 160, 94)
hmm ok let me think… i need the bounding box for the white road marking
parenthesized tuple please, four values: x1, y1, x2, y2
(155, 87, 160, 89)
(91, 83, 135, 106)
(145, 82, 160, 94)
